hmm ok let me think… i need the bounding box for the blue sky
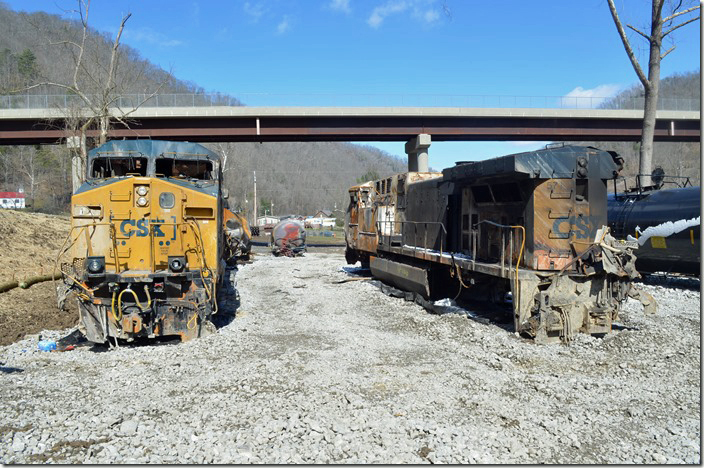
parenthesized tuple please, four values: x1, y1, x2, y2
(5, 0, 701, 170)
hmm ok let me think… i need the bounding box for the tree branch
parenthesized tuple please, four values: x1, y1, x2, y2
(73, 0, 90, 91)
(607, 0, 649, 88)
(660, 45, 676, 59)
(663, 15, 701, 37)
(120, 81, 166, 117)
(627, 24, 651, 41)
(662, 5, 700, 23)
(105, 13, 131, 99)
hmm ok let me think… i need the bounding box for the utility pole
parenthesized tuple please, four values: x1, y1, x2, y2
(253, 171, 257, 227)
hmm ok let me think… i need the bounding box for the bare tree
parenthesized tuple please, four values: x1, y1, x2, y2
(607, 0, 700, 186)
(19, 0, 165, 190)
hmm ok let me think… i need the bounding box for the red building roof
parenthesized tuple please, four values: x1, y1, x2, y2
(0, 192, 25, 198)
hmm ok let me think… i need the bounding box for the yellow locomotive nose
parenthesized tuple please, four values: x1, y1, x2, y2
(62, 140, 225, 344)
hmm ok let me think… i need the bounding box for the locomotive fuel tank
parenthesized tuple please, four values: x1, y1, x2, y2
(608, 186, 701, 275)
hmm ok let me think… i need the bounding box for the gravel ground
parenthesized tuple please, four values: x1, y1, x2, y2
(0, 252, 700, 464)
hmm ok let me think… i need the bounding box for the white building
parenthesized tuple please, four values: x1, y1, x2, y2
(306, 217, 336, 229)
(256, 215, 280, 227)
(0, 192, 26, 209)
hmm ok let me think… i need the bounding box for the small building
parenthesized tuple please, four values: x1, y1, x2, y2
(0, 192, 26, 209)
(313, 210, 333, 219)
(256, 215, 280, 227)
(306, 217, 336, 229)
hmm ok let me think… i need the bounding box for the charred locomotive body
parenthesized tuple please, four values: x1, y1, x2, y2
(224, 208, 252, 263)
(345, 145, 640, 343)
(608, 185, 701, 276)
(59, 140, 229, 343)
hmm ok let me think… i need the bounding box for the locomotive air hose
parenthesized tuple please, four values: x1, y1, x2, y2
(117, 287, 144, 321)
(142, 284, 152, 310)
(187, 312, 198, 330)
(111, 290, 121, 322)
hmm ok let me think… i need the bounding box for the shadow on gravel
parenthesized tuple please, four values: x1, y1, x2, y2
(374, 280, 514, 333)
(87, 335, 183, 352)
(340, 266, 373, 277)
(0, 365, 24, 374)
(640, 274, 700, 291)
(612, 323, 639, 332)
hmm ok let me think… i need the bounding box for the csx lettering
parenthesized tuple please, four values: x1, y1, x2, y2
(552, 215, 597, 240)
(120, 219, 166, 237)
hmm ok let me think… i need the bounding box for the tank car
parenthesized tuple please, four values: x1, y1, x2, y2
(270, 219, 306, 256)
(608, 185, 700, 276)
(345, 145, 641, 343)
(58, 140, 229, 343)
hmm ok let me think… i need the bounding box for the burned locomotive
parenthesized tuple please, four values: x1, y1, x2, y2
(58, 140, 233, 343)
(345, 145, 641, 343)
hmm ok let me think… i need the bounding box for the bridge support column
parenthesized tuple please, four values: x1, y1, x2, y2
(405, 133, 431, 172)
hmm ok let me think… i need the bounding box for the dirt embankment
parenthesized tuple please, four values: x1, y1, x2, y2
(0, 210, 77, 345)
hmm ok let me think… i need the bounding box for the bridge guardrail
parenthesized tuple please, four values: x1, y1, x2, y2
(0, 93, 700, 111)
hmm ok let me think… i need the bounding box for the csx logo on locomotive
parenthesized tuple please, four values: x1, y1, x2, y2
(119, 217, 176, 239)
(552, 215, 598, 239)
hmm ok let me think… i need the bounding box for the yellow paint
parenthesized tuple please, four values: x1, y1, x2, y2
(71, 177, 221, 276)
(650, 236, 667, 249)
(691, 229, 695, 245)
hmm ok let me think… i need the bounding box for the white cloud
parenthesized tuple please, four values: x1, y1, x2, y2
(122, 28, 183, 47)
(329, 0, 351, 14)
(367, 1, 443, 29)
(243, 1, 267, 21)
(421, 9, 440, 24)
(563, 84, 622, 108)
(277, 15, 291, 34)
(368, 0, 410, 28)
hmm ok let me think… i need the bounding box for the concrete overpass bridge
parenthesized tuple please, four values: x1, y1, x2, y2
(0, 105, 699, 171)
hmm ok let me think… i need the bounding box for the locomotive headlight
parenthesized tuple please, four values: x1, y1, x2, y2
(86, 256, 105, 274)
(137, 196, 148, 207)
(136, 186, 148, 196)
(168, 256, 186, 272)
(159, 192, 175, 209)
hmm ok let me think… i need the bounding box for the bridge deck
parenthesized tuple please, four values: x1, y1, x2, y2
(0, 106, 699, 144)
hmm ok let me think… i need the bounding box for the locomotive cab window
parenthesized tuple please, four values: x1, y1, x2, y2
(91, 157, 148, 178)
(155, 159, 214, 180)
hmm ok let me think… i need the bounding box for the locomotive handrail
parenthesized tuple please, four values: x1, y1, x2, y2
(184, 219, 218, 314)
(472, 220, 526, 299)
(611, 174, 694, 198)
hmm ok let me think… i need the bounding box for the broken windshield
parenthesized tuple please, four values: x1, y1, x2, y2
(91, 156, 148, 178)
(155, 155, 215, 181)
